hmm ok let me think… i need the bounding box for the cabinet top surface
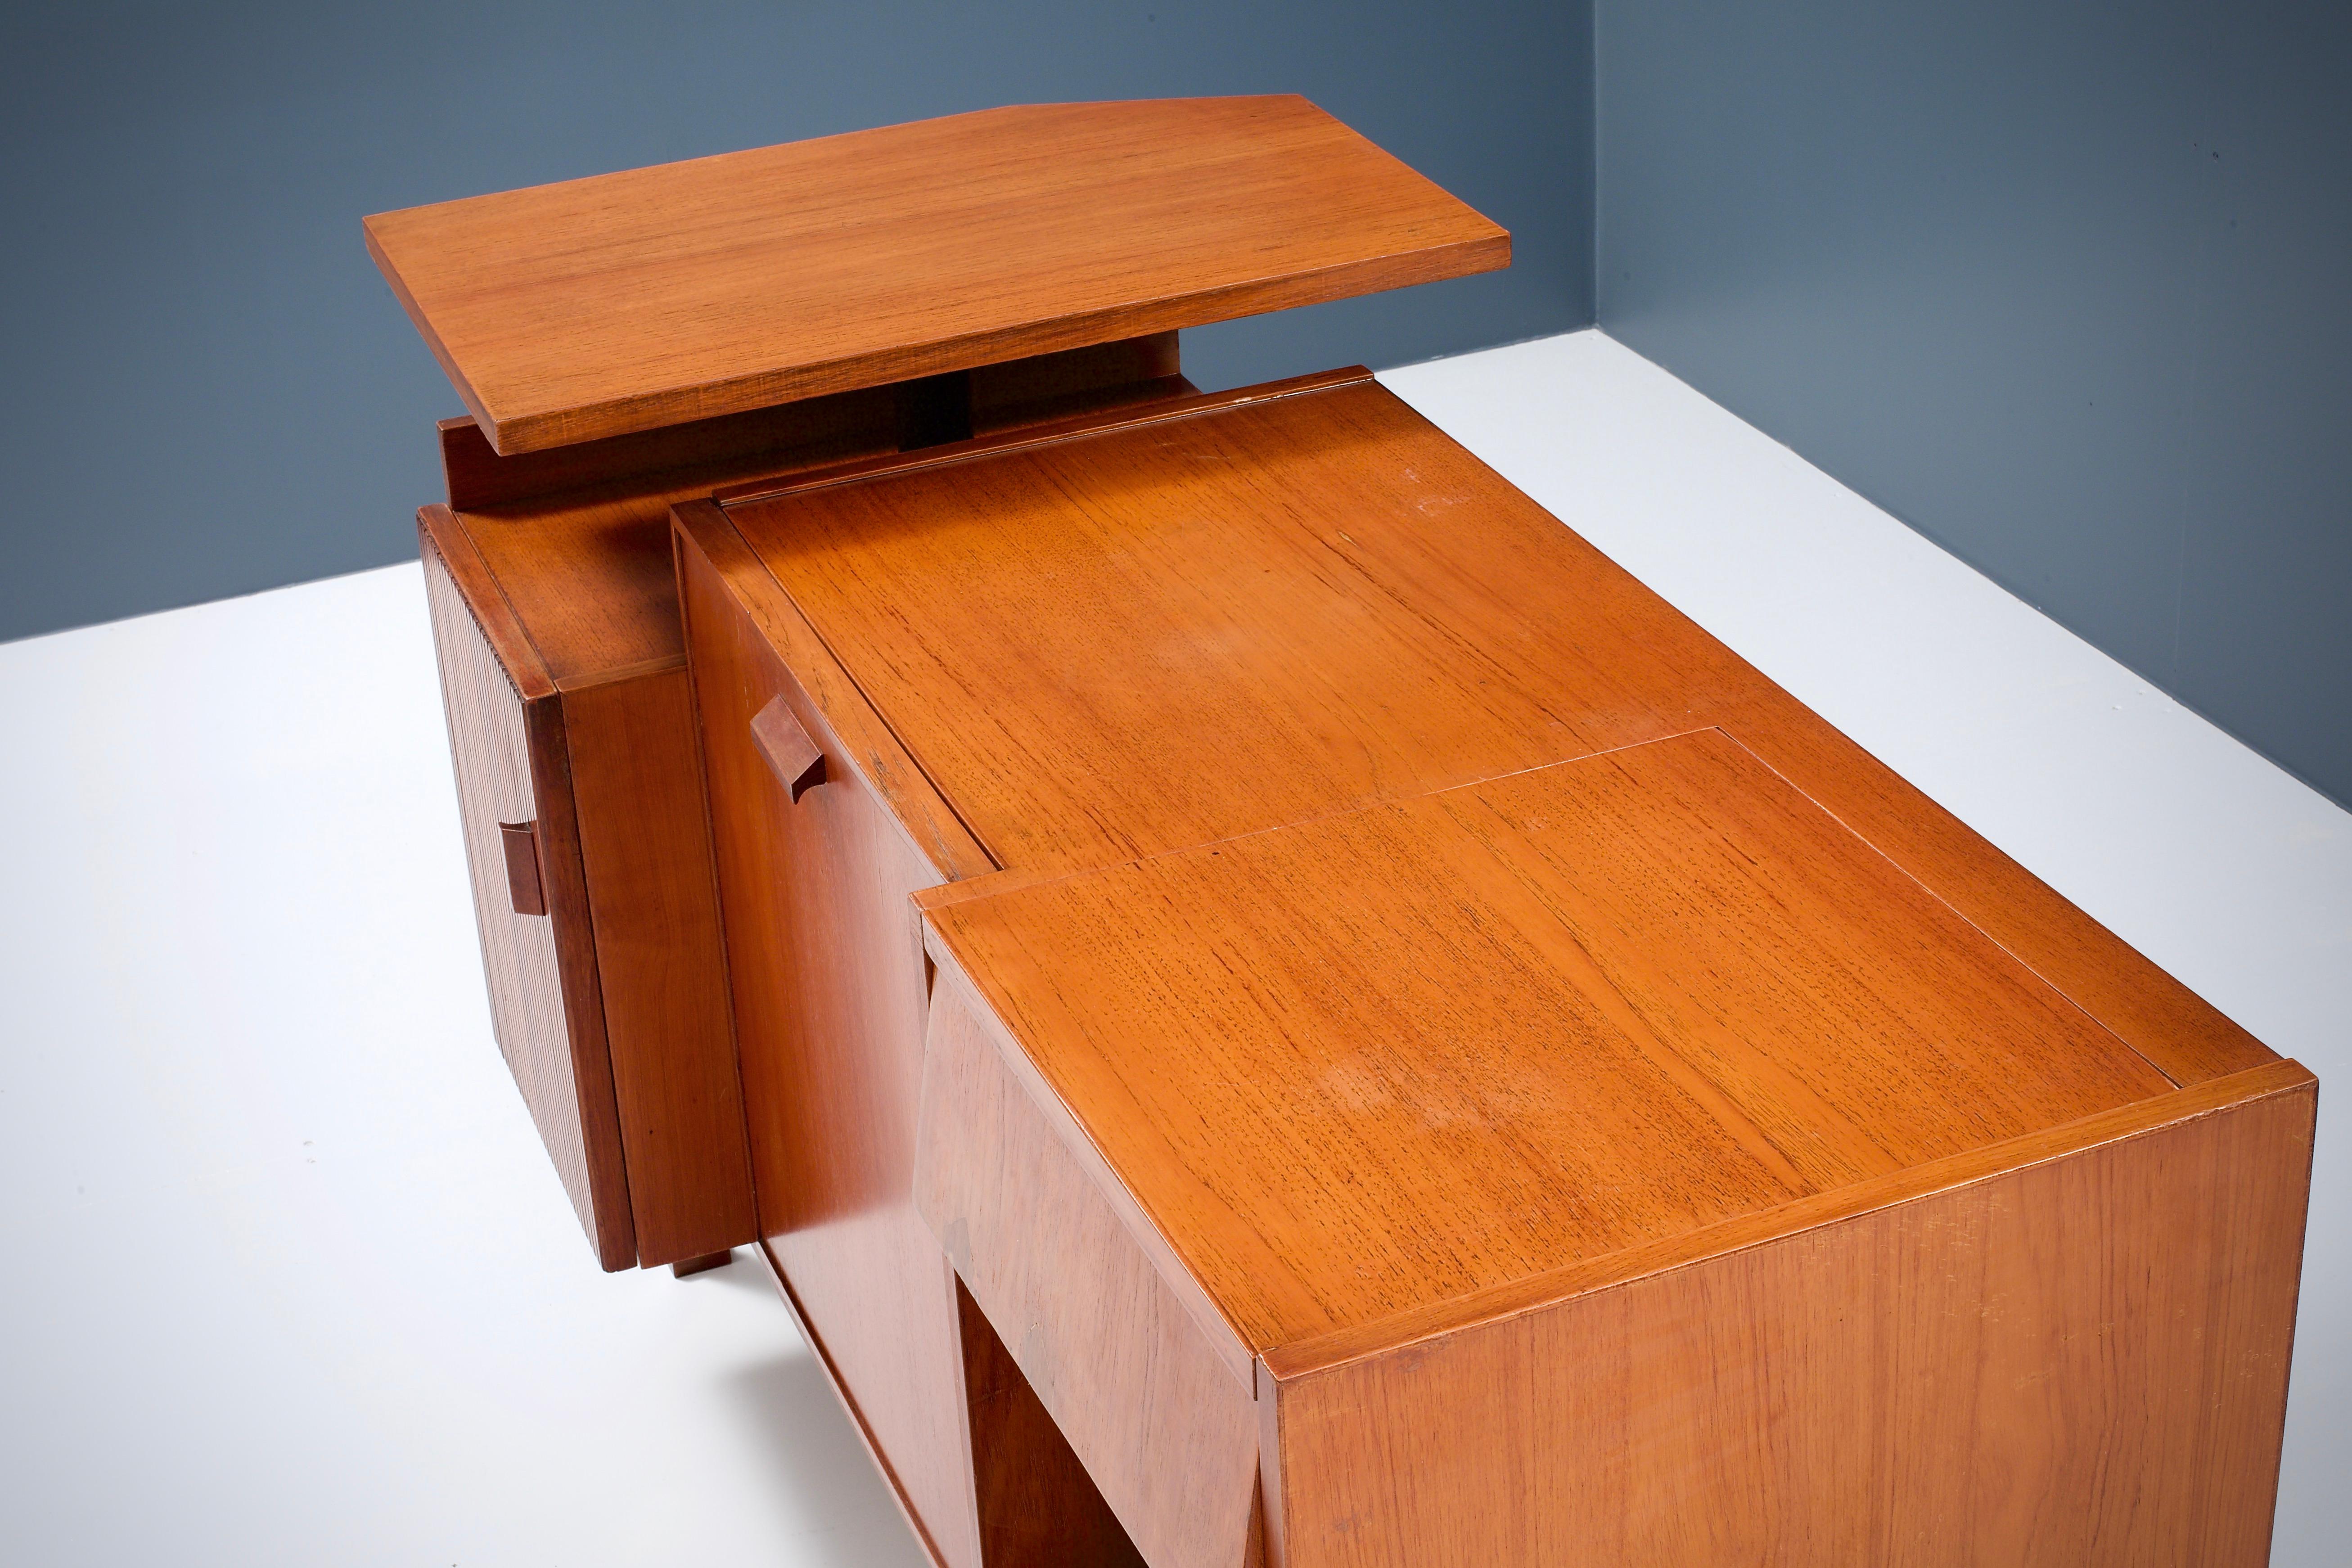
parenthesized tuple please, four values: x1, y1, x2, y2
(726, 373, 1735, 875)
(365, 96, 1506, 455)
(711, 369, 2273, 1096)
(924, 728, 2180, 1357)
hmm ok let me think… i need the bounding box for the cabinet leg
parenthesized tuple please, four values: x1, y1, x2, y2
(672, 1248, 735, 1278)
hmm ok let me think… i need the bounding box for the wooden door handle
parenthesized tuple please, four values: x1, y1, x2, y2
(752, 695, 828, 802)
(499, 820, 548, 915)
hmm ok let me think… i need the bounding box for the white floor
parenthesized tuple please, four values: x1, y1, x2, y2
(1, 329, 2342, 1564)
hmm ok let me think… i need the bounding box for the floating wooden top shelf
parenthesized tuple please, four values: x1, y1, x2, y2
(365, 95, 1508, 455)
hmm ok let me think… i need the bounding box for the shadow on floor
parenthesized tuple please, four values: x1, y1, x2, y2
(695, 1258, 936, 1568)
(690, 1253, 781, 1299)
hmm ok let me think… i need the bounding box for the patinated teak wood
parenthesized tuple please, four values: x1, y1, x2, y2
(365, 96, 1506, 453)
(380, 95, 2311, 1568)
(705, 371, 2272, 1086)
(680, 371, 2311, 1567)
(418, 334, 1200, 1272)
(914, 734, 2311, 1567)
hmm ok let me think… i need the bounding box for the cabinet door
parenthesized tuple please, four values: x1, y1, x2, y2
(677, 530, 981, 1567)
(421, 529, 634, 1268)
(563, 665, 757, 1268)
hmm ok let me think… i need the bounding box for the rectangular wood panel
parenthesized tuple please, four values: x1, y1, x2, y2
(916, 978, 1262, 1568)
(366, 97, 1505, 452)
(562, 667, 756, 1266)
(419, 523, 633, 1267)
(1268, 1065, 2314, 1568)
(676, 524, 982, 1566)
(725, 371, 1700, 874)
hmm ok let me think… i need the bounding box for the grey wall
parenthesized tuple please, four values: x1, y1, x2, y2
(1596, 0, 2352, 808)
(0, 0, 1592, 644)
(17, 1, 2344, 814)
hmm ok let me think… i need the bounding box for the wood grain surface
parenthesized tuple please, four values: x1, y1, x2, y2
(443, 401, 897, 687)
(419, 518, 634, 1268)
(748, 1239, 956, 1568)
(726, 370, 1709, 873)
(366, 97, 1505, 453)
(923, 730, 2179, 1354)
(915, 729, 2310, 1565)
(673, 498, 998, 884)
(422, 338, 1192, 1272)
(918, 983, 1263, 1568)
(1268, 1062, 2313, 1568)
(724, 372, 2271, 1089)
(561, 667, 756, 1266)
(676, 365, 2307, 1565)
(676, 528, 983, 1565)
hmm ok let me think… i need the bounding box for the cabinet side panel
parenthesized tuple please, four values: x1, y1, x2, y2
(563, 668, 757, 1266)
(420, 536, 616, 1259)
(1275, 1075, 2314, 1568)
(916, 986, 1261, 1568)
(676, 529, 980, 1568)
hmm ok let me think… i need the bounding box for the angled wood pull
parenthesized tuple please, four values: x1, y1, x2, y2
(752, 694, 828, 802)
(498, 820, 547, 916)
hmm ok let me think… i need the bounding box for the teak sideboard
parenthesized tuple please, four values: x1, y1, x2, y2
(369, 96, 2314, 1568)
